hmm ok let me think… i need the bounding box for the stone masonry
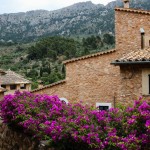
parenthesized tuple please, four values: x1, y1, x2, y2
(115, 8, 150, 52)
(0, 120, 38, 150)
(32, 7, 150, 107)
(0, 120, 55, 150)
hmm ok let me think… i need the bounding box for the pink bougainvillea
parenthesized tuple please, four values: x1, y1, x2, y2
(0, 91, 150, 150)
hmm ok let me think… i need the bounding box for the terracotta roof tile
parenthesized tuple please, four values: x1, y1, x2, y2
(0, 70, 31, 85)
(112, 47, 150, 65)
(115, 7, 150, 15)
(63, 49, 116, 64)
(31, 80, 66, 93)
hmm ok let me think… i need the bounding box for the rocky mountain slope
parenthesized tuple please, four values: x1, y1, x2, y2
(0, 0, 149, 42)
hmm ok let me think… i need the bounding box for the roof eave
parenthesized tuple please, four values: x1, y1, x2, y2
(115, 7, 150, 15)
(63, 49, 116, 65)
(31, 80, 66, 93)
(111, 61, 150, 66)
(1, 82, 31, 85)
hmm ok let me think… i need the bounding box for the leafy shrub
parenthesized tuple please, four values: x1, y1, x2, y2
(0, 92, 150, 150)
(31, 82, 39, 90)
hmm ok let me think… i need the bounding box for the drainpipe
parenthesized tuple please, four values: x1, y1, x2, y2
(113, 92, 117, 108)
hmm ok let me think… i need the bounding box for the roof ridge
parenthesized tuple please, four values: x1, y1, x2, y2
(0, 70, 31, 85)
(63, 49, 116, 64)
(115, 7, 150, 15)
(31, 80, 66, 93)
(6, 70, 31, 82)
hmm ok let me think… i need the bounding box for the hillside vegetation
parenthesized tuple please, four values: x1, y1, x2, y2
(0, 35, 115, 89)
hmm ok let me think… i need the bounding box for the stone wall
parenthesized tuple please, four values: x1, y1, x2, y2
(32, 9, 150, 107)
(32, 81, 69, 101)
(115, 9, 150, 53)
(65, 52, 120, 106)
(118, 65, 150, 106)
(0, 120, 53, 150)
(33, 51, 121, 107)
(4, 83, 31, 95)
(118, 65, 142, 106)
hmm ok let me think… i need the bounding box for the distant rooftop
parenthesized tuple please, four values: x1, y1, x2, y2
(0, 70, 31, 85)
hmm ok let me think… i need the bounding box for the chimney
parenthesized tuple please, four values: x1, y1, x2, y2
(123, 0, 129, 8)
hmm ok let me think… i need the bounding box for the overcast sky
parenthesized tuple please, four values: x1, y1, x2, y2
(0, 0, 114, 14)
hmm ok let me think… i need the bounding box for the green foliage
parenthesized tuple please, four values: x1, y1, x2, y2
(31, 82, 39, 90)
(0, 35, 115, 88)
(27, 37, 77, 60)
(27, 69, 38, 78)
(103, 33, 115, 45)
(82, 35, 102, 50)
(1, 92, 150, 150)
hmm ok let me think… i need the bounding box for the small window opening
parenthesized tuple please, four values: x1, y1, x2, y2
(20, 84, 26, 89)
(99, 106, 109, 111)
(1, 85, 6, 88)
(59, 98, 69, 105)
(141, 33, 145, 49)
(140, 28, 145, 49)
(96, 103, 111, 111)
(149, 40, 150, 47)
(10, 84, 17, 90)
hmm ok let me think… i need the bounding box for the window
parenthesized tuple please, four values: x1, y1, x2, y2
(10, 84, 17, 90)
(142, 69, 150, 95)
(96, 103, 112, 111)
(99, 106, 109, 110)
(1, 85, 6, 88)
(20, 84, 26, 89)
(59, 98, 69, 104)
(140, 28, 145, 49)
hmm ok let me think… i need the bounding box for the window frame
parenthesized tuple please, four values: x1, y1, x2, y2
(1, 85, 6, 89)
(59, 97, 69, 104)
(10, 84, 17, 90)
(142, 69, 150, 95)
(20, 84, 26, 89)
(96, 103, 112, 111)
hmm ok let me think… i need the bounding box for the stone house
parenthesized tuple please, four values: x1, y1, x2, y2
(32, 0, 150, 109)
(0, 69, 31, 95)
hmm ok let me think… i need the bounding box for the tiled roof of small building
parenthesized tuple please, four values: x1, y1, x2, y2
(111, 47, 150, 65)
(63, 49, 116, 64)
(31, 80, 66, 93)
(115, 8, 150, 15)
(0, 70, 31, 85)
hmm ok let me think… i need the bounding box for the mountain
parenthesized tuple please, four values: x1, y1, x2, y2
(0, 0, 149, 43)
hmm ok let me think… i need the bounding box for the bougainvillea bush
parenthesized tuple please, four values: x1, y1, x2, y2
(0, 91, 150, 150)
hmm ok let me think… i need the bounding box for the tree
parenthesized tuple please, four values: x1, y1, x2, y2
(103, 33, 115, 45)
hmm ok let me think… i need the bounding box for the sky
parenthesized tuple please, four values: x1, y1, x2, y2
(0, 0, 113, 14)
